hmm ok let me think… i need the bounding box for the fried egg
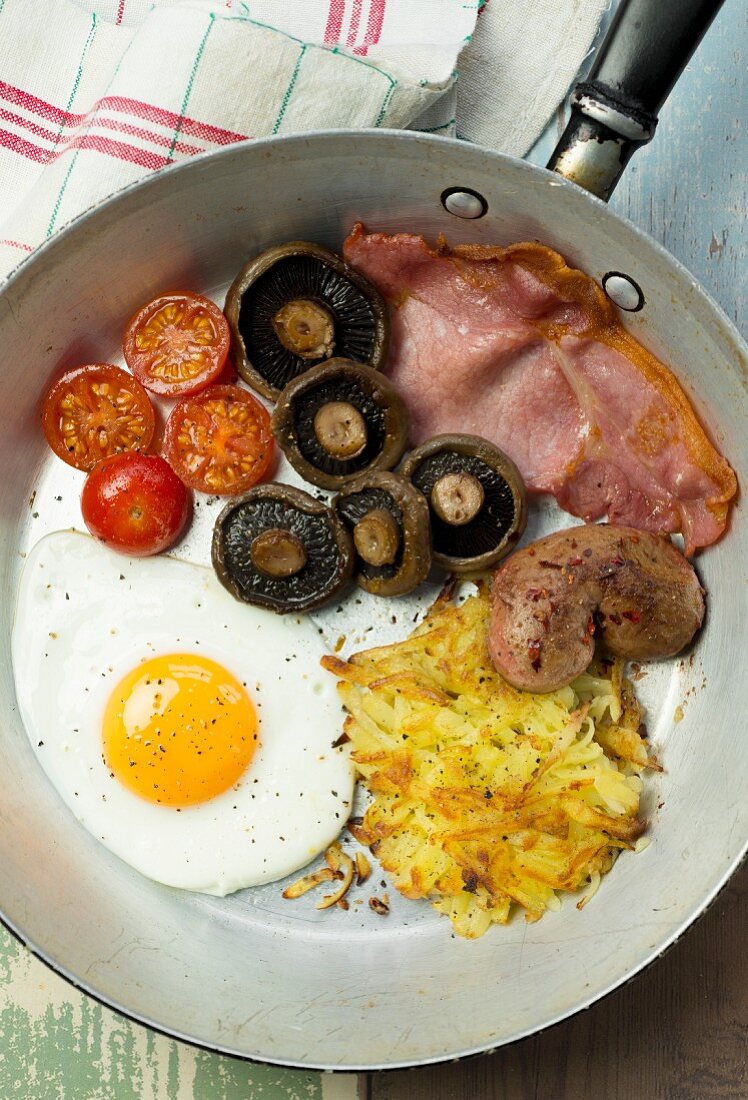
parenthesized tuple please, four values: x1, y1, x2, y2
(12, 531, 353, 895)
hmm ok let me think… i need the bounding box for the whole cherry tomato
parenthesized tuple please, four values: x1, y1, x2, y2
(163, 384, 273, 495)
(81, 452, 191, 556)
(123, 291, 230, 397)
(42, 364, 155, 471)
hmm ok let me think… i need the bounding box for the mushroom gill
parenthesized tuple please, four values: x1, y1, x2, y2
(212, 483, 354, 613)
(401, 434, 526, 572)
(224, 242, 389, 400)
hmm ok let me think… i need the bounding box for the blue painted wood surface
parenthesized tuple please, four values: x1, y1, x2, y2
(528, 0, 746, 331)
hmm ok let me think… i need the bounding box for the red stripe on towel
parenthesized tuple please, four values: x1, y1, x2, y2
(323, 0, 346, 44)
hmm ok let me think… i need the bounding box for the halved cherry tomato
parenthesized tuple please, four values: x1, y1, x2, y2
(123, 291, 230, 396)
(163, 385, 273, 495)
(42, 364, 156, 471)
(81, 452, 191, 556)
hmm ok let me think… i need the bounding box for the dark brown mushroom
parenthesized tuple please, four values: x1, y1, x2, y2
(212, 483, 354, 614)
(333, 470, 432, 597)
(400, 434, 526, 572)
(271, 359, 410, 491)
(224, 241, 389, 400)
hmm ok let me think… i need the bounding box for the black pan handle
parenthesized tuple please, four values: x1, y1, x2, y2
(547, 0, 725, 201)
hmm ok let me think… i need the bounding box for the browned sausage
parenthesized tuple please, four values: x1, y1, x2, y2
(488, 525, 705, 692)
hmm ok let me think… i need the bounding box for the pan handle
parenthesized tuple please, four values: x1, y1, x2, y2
(546, 0, 724, 201)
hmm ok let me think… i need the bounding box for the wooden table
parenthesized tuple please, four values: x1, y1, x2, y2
(363, 3, 747, 1097)
(0, 6, 743, 1099)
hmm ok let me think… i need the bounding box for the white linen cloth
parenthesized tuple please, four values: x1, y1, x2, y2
(0, 0, 606, 281)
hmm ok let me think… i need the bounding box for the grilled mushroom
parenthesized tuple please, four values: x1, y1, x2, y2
(400, 434, 526, 572)
(224, 241, 389, 400)
(333, 471, 432, 597)
(212, 483, 354, 614)
(271, 359, 409, 490)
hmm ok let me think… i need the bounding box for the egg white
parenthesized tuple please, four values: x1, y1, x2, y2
(12, 531, 354, 896)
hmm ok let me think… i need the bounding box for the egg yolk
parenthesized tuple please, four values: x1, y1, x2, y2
(102, 653, 258, 807)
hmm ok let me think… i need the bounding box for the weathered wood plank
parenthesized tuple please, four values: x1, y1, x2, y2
(610, 0, 747, 328)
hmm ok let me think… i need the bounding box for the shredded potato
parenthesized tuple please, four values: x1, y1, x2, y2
(322, 582, 655, 939)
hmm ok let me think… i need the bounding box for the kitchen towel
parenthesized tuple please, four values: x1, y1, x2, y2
(0, 0, 607, 280)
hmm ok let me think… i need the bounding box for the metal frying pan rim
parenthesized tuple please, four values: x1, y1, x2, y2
(0, 128, 745, 1070)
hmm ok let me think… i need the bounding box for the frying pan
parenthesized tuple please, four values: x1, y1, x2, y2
(0, 0, 744, 1071)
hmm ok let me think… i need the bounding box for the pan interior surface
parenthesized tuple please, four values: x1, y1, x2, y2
(0, 132, 745, 1069)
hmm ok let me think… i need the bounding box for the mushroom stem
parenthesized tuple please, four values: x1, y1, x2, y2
(430, 472, 485, 526)
(313, 401, 368, 460)
(272, 298, 335, 360)
(353, 508, 401, 567)
(251, 528, 307, 578)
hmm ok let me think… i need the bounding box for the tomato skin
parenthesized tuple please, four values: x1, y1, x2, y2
(123, 292, 230, 397)
(81, 453, 191, 557)
(163, 384, 274, 496)
(42, 364, 156, 471)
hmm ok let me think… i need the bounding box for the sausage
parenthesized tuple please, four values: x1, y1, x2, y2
(488, 524, 705, 692)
